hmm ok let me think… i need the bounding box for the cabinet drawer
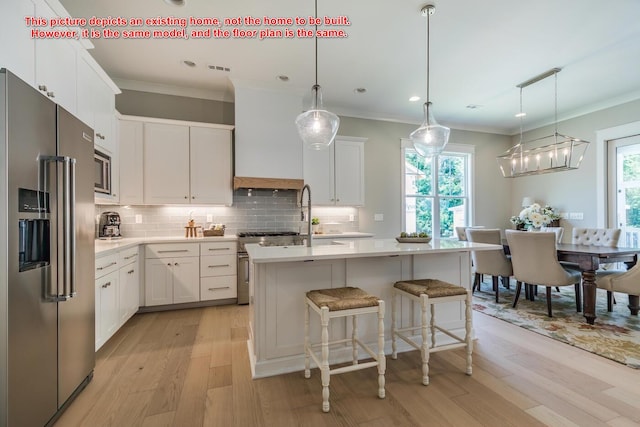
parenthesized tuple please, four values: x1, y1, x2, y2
(201, 241, 236, 255)
(95, 253, 119, 278)
(118, 246, 139, 265)
(200, 254, 236, 277)
(146, 243, 199, 259)
(200, 276, 237, 301)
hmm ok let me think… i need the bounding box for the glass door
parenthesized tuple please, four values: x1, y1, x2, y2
(609, 135, 640, 247)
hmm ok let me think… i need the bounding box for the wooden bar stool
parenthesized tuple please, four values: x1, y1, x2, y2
(304, 286, 386, 413)
(391, 279, 472, 385)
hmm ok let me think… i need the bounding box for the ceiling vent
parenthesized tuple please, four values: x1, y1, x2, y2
(208, 65, 231, 72)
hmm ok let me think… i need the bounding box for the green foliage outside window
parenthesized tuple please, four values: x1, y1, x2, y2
(405, 151, 467, 238)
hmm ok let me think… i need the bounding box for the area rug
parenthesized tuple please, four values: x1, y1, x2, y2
(472, 281, 640, 369)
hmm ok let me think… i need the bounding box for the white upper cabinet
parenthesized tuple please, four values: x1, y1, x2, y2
(304, 136, 366, 206)
(77, 54, 116, 153)
(137, 118, 233, 205)
(33, 2, 77, 114)
(118, 119, 144, 205)
(0, 0, 35, 84)
(143, 122, 191, 204)
(190, 126, 233, 205)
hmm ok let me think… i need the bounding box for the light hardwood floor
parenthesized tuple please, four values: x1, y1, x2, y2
(55, 304, 640, 427)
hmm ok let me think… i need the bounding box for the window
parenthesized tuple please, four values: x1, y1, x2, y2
(401, 140, 473, 238)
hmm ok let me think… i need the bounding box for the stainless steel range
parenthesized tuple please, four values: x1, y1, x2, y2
(236, 231, 305, 304)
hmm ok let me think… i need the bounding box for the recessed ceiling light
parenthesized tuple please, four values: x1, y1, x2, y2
(276, 75, 289, 82)
(354, 87, 367, 94)
(182, 60, 196, 67)
(466, 104, 482, 109)
(409, 96, 421, 102)
(515, 112, 526, 117)
(164, 0, 185, 6)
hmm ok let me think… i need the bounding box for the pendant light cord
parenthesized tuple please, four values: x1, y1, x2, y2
(554, 70, 558, 136)
(314, 0, 318, 87)
(425, 9, 430, 104)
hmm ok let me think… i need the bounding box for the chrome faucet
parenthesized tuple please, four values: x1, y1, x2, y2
(300, 184, 312, 247)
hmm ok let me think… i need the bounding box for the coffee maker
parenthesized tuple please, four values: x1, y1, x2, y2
(98, 211, 122, 239)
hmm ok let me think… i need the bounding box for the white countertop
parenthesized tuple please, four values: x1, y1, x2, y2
(245, 238, 502, 263)
(311, 232, 374, 239)
(95, 235, 237, 256)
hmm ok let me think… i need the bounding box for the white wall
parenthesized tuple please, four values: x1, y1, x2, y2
(337, 116, 512, 237)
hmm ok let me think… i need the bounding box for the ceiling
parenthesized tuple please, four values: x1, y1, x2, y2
(59, 0, 640, 135)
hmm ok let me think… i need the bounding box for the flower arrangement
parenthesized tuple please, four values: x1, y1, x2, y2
(510, 203, 561, 229)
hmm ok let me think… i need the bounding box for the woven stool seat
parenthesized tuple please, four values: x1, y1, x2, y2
(391, 278, 472, 386)
(305, 286, 385, 412)
(306, 287, 380, 311)
(394, 279, 468, 298)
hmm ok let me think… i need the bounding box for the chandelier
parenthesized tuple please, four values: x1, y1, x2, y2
(497, 68, 589, 178)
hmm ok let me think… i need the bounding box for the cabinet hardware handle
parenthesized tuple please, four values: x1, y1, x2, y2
(208, 264, 230, 268)
(167, 263, 171, 266)
(208, 287, 230, 291)
(38, 84, 47, 91)
(127, 269, 134, 274)
(174, 262, 179, 266)
(158, 249, 189, 253)
(208, 247, 230, 251)
(102, 281, 111, 289)
(124, 254, 138, 260)
(184, 196, 188, 199)
(192, 196, 195, 199)
(97, 261, 117, 270)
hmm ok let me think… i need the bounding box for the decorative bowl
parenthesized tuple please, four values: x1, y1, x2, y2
(395, 237, 432, 244)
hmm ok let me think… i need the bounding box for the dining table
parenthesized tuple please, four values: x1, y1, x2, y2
(504, 242, 640, 324)
(555, 243, 640, 324)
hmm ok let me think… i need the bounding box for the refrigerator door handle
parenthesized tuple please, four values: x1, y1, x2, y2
(65, 156, 77, 298)
(38, 155, 76, 301)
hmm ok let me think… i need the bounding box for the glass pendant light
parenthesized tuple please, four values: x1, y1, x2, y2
(410, 4, 449, 158)
(295, 0, 340, 150)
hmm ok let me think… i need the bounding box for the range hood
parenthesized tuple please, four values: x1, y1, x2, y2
(233, 176, 304, 190)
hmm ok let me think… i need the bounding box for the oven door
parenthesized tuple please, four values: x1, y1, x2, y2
(94, 149, 111, 195)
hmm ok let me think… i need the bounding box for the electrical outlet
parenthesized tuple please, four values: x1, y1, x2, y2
(135, 214, 142, 224)
(559, 212, 569, 219)
(348, 214, 355, 222)
(569, 212, 584, 220)
(374, 213, 384, 221)
(206, 214, 213, 222)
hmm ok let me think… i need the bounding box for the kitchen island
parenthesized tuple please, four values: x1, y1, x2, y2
(245, 238, 501, 378)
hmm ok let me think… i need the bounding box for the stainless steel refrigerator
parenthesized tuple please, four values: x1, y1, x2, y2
(0, 69, 95, 427)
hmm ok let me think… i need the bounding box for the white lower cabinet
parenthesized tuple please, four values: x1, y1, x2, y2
(118, 247, 140, 324)
(145, 243, 200, 306)
(200, 241, 237, 301)
(95, 246, 141, 350)
(95, 270, 118, 351)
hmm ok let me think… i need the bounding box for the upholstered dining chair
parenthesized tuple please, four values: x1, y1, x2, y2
(539, 226, 564, 244)
(572, 228, 621, 247)
(466, 228, 512, 303)
(595, 261, 640, 315)
(505, 230, 582, 317)
(571, 227, 622, 273)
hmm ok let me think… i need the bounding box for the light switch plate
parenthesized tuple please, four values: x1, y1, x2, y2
(206, 214, 213, 222)
(135, 214, 142, 224)
(374, 213, 384, 221)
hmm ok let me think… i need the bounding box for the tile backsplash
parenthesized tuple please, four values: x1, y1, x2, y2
(96, 189, 360, 238)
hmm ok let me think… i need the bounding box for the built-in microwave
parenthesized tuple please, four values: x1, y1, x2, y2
(94, 149, 111, 195)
